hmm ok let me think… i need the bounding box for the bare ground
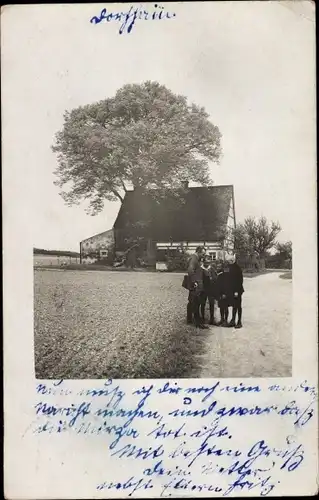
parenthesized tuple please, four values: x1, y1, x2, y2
(34, 270, 291, 379)
(34, 270, 205, 379)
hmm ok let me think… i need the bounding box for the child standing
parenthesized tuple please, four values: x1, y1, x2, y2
(216, 260, 232, 326)
(228, 257, 244, 329)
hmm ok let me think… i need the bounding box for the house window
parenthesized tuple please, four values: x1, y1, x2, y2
(100, 250, 107, 257)
(209, 251, 217, 261)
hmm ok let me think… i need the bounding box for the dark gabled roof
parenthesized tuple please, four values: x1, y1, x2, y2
(113, 185, 234, 242)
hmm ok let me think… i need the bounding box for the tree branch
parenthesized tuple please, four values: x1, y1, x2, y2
(112, 189, 124, 203)
(120, 179, 128, 193)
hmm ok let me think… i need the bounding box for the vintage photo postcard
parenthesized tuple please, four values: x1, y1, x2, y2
(2, 1, 318, 498)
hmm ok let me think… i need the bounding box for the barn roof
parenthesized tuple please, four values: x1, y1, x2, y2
(80, 228, 113, 244)
(113, 185, 234, 242)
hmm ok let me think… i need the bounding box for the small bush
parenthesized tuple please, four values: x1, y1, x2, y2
(166, 250, 189, 272)
(279, 271, 292, 280)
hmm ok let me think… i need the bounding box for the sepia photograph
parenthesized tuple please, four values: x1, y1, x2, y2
(30, 1, 311, 381)
(3, 4, 317, 498)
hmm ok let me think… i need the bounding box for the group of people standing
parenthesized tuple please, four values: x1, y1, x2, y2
(186, 246, 244, 330)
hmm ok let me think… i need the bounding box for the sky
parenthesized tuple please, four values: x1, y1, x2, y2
(2, 1, 315, 251)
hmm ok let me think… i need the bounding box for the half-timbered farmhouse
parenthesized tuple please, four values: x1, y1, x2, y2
(80, 183, 236, 269)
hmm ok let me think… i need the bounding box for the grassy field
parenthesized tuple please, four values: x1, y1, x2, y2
(34, 255, 79, 266)
(34, 269, 206, 379)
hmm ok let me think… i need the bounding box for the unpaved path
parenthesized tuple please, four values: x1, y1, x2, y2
(195, 272, 292, 378)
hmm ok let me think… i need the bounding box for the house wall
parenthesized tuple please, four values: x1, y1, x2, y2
(146, 239, 157, 265)
(80, 229, 114, 263)
(156, 241, 225, 270)
(155, 191, 236, 269)
(156, 241, 222, 251)
(226, 200, 235, 231)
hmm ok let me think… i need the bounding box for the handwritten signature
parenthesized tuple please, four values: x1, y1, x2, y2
(90, 4, 176, 35)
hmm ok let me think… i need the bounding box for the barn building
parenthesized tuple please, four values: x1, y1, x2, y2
(80, 229, 114, 264)
(80, 184, 236, 269)
(114, 184, 236, 269)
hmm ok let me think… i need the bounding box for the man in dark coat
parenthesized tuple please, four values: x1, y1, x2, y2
(187, 246, 208, 329)
(201, 259, 219, 325)
(228, 257, 244, 329)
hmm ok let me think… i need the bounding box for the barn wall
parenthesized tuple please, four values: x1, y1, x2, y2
(80, 229, 114, 263)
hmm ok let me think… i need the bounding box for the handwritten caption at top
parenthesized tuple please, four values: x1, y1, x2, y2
(90, 4, 176, 35)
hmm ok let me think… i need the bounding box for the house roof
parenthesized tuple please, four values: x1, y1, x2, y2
(113, 185, 234, 242)
(80, 228, 113, 244)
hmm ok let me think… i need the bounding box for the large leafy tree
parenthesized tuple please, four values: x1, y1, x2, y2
(52, 81, 222, 214)
(233, 216, 281, 257)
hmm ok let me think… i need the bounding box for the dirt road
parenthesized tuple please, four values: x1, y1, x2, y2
(196, 272, 292, 378)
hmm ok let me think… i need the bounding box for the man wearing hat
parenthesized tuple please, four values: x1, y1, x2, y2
(187, 246, 208, 329)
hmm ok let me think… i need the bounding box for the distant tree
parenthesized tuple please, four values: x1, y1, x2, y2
(275, 241, 292, 260)
(52, 81, 222, 214)
(215, 226, 235, 253)
(233, 216, 281, 257)
(33, 248, 80, 257)
(232, 225, 250, 254)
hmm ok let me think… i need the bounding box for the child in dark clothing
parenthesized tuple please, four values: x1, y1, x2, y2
(227, 259, 244, 329)
(216, 261, 232, 326)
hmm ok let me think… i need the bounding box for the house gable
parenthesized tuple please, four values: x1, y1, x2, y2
(80, 229, 114, 259)
(80, 229, 114, 245)
(223, 187, 236, 250)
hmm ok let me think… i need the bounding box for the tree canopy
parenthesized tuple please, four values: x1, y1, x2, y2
(52, 81, 222, 214)
(233, 216, 281, 257)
